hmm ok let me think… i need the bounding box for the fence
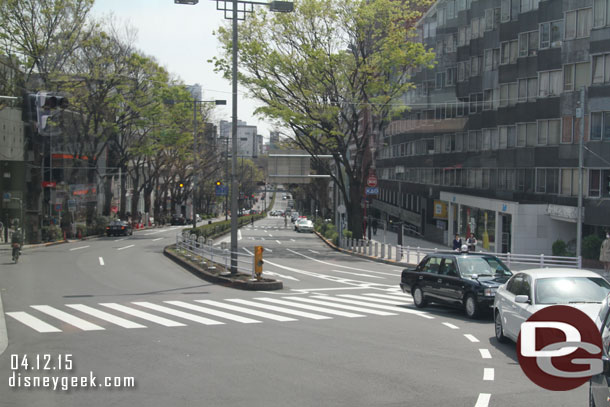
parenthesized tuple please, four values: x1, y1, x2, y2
(340, 238, 582, 269)
(176, 231, 254, 275)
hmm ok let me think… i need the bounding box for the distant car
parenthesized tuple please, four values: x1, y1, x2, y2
(494, 268, 610, 343)
(290, 211, 300, 223)
(295, 218, 314, 233)
(170, 215, 187, 225)
(400, 252, 513, 319)
(106, 220, 133, 236)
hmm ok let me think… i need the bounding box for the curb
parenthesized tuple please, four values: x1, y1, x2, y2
(0, 292, 8, 356)
(163, 245, 283, 291)
(313, 230, 414, 267)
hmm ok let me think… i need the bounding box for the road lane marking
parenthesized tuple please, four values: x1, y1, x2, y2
(474, 393, 491, 407)
(133, 302, 224, 325)
(66, 304, 146, 329)
(310, 296, 433, 319)
(483, 368, 494, 381)
(257, 298, 364, 318)
(6, 312, 61, 333)
(261, 237, 265, 241)
(117, 244, 135, 251)
(286, 248, 397, 276)
(276, 240, 281, 244)
(464, 334, 480, 343)
(152, 237, 163, 242)
(30, 305, 104, 331)
(264, 271, 299, 281)
(99, 303, 186, 327)
(114, 238, 126, 242)
(287, 297, 397, 316)
(69, 245, 89, 251)
(98, 257, 104, 266)
(331, 270, 385, 279)
(339, 294, 409, 305)
(363, 293, 413, 302)
(265, 248, 273, 252)
(290, 239, 295, 242)
(165, 301, 261, 324)
(196, 300, 297, 322)
(442, 322, 459, 330)
(308, 250, 320, 254)
(268, 234, 273, 237)
(238, 230, 242, 241)
(228, 299, 332, 320)
(479, 349, 492, 359)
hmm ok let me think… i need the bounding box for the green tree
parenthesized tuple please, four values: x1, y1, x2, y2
(213, 0, 434, 238)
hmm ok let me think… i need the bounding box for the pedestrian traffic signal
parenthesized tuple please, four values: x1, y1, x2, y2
(254, 245, 264, 279)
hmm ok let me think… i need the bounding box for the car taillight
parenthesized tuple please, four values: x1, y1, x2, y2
(121, 226, 125, 229)
(106, 227, 110, 229)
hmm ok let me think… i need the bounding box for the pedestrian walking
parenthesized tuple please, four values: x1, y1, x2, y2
(452, 234, 462, 251)
(600, 232, 610, 275)
(372, 219, 378, 236)
(467, 233, 477, 252)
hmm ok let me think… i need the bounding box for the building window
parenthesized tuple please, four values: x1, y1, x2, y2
(592, 54, 610, 84)
(536, 168, 559, 193)
(520, 0, 539, 13)
(447, 0, 456, 19)
(517, 122, 537, 147)
(501, 0, 511, 22)
(436, 72, 445, 89)
(458, 26, 467, 46)
(564, 62, 591, 91)
(537, 119, 561, 145)
(491, 128, 499, 150)
(519, 31, 539, 57)
(518, 77, 537, 102)
(538, 70, 562, 97)
(594, 0, 610, 27)
(539, 21, 563, 49)
(470, 56, 481, 77)
(484, 49, 493, 71)
(446, 67, 456, 86)
(565, 8, 592, 40)
(589, 169, 601, 197)
(501, 40, 518, 65)
(500, 82, 518, 107)
(591, 112, 610, 140)
(499, 127, 508, 149)
(560, 168, 579, 196)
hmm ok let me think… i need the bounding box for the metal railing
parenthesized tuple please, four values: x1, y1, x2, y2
(176, 231, 254, 275)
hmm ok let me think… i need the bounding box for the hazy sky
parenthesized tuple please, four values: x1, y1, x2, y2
(91, 0, 272, 139)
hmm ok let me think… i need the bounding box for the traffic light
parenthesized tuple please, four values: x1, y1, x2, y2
(179, 182, 184, 188)
(216, 180, 222, 186)
(35, 91, 69, 135)
(253, 245, 264, 279)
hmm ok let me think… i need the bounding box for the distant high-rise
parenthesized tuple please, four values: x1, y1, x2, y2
(185, 84, 202, 101)
(219, 120, 258, 157)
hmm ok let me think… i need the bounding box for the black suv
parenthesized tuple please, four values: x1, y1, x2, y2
(400, 252, 512, 318)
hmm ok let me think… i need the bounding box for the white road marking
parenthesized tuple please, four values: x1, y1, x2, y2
(308, 250, 320, 254)
(133, 302, 224, 325)
(228, 299, 332, 320)
(310, 296, 433, 319)
(152, 237, 163, 242)
(339, 294, 408, 305)
(268, 234, 273, 237)
(286, 248, 397, 276)
(117, 244, 135, 251)
(442, 322, 460, 330)
(31, 305, 104, 331)
(6, 312, 61, 333)
(464, 334, 480, 343)
(276, 240, 281, 244)
(261, 237, 265, 241)
(69, 245, 89, 251)
(98, 257, 104, 266)
(66, 304, 146, 329)
(165, 301, 261, 324)
(114, 238, 126, 242)
(483, 368, 494, 381)
(100, 303, 186, 327)
(331, 269, 385, 279)
(238, 229, 242, 241)
(474, 393, 491, 407)
(363, 293, 413, 302)
(265, 248, 273, 252)
(264, 271, 299, 281)
(290, 239, 295, 242)
(479, 349, 492, 359)
(257, 298, 364, 318)
(196, 300, 296, 322)
(288, 297, 396, 316)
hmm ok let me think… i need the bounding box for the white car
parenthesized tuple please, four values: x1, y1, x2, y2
(494, 268, 610, 343)
(295, 218, 314, 233)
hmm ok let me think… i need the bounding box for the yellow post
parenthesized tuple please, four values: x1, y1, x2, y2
(254, 245, 264, 280)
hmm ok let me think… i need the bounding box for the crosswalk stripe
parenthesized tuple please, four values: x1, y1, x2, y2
(132, 302, 224, 325)
(227, 299, 331, 320)
(287, 297, 397, 316)
(256, 298, 364, 318)
(6, 312, 62, 333)
(100, 303, 186, 327)
(310, 296, 434, 319)
(65, 304, 146, 329)
(339, 294, 409, 305)
(363, 293, 413, 302)
(165, 301, 261, 324)
(197, 300, 297, 322)
(31, 305, 105, 331)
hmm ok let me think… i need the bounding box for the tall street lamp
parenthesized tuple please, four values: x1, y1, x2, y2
(177, 0, 293, 274)
(192, 99, 226, 229)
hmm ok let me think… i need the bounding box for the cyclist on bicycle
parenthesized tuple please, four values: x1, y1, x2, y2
(11, 229, 22, 262)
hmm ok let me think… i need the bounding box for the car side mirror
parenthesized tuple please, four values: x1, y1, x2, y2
(515, 295, 530, 304)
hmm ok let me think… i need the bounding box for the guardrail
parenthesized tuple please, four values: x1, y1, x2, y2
(176, 231, 253, 275)
(339, 237, 582, 269)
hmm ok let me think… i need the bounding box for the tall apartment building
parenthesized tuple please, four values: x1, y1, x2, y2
(218, 120, 259, 157)
(374, 0, 610, 254)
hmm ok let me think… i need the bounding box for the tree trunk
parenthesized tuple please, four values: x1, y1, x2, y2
(102, 175, 112, 216)
(348, 179, 364, 240)
(120, 166, 127, 218)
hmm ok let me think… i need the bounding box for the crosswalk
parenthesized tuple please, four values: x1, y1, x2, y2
(5, 291, 423, 334)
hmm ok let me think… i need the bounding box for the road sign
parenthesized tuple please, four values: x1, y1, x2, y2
(367, 175, 378, 188)
(54, 203, 62, 212)
(42, 181, 56, 188)
(365, 187, 379, 195)
(215, 185, 228, 196)
(3, 192, 10, 203)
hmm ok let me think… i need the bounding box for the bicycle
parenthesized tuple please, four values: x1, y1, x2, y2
(12, 243, 20, 264)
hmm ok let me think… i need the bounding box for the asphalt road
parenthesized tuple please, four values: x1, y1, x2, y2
(0, 195, 588, 406)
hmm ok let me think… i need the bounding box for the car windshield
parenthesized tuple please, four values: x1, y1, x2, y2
(456, 256, 511, 277)
(535, 277, 610, 305)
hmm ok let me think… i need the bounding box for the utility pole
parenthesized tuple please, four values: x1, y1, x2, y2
(576, 87, 585, 261)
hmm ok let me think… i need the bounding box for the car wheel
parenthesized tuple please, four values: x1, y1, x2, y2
(464, 294, 480, 319)
(494, 310, 509, 343)
(412, 286, 427, 308)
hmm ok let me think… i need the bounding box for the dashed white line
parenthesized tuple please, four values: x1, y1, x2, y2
(464, 334, 480, 343)
(308, 249, 320, 254)
(117, 244, 135, 251)
(483, 368, 494, 381)
(152, 237, 163, 242)
(442, 322, 459, 330)
(290, 239, 295, 242)
(98, 257, 105, 266)
(474, 393, 491, 407)
(114, 238, 126, 242)
(479, 349, 492, 359)
(276, 240, 281, 244)
(268, 234, 273, 237)
(69, 245, 89, 251)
